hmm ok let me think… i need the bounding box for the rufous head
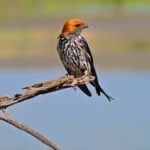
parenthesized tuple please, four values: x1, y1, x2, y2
(61, 19, 88, 36)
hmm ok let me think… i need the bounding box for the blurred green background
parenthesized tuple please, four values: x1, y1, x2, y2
(0, 0, 150, 69)
(0, 1, 150, 150)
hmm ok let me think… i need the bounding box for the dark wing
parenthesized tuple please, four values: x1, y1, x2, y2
(78, 85, 92, 97)
(81, 36, 113, 101)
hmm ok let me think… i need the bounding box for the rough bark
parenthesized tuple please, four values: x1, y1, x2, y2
(0, 75, 94, 150)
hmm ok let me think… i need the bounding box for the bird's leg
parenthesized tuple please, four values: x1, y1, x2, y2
(69, 74, 77, 91)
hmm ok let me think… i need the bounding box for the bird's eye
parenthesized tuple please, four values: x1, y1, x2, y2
(75, 24, 81, 27)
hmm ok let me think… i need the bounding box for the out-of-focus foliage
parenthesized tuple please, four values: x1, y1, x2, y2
(0, 0, 150, 19)
(0, 0, 149, 69)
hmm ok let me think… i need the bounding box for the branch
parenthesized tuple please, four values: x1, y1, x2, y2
(0, 75, 95, 149)
(0, 75, 94, 109)
(0, 111, 60, 150)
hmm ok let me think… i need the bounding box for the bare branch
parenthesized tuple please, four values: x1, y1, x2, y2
(0, 75, 94, 109)
(0, 111, 60, 150)
(0, 75, 94, 149)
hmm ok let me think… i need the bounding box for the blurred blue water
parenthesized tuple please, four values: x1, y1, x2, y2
(0, 68, 150, 150)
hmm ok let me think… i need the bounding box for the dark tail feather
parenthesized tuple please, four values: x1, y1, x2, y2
(78, 84, 92, 97)
(97, 84, 114, 101)
(90, 81, 114, 101)
(89, 63, 114, 101)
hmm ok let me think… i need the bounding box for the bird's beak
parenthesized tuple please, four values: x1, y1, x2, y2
(78, 24, 88, 31)
(83, 25, 88, 29)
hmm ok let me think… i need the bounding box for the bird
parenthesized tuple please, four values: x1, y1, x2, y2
(57, 19, 113, 101)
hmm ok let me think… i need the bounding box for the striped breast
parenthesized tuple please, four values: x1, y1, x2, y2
(57, 33, 91, 77)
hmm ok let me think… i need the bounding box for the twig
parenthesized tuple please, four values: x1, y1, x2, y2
(0, 75, 94, 109)
(0, 75, 95, 149)
(0, 111, 60, 150)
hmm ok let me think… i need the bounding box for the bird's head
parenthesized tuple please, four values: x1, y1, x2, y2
(61, 19, 88, 36)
